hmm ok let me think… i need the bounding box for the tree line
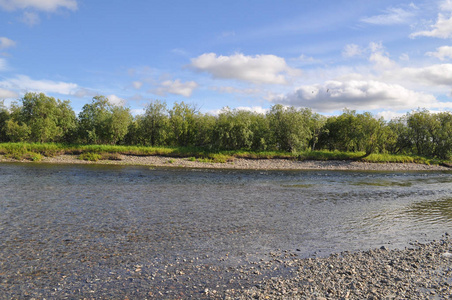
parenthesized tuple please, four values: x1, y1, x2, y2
(1, 92, 451, 159)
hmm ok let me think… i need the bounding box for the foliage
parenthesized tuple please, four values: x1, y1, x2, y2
(78, 95, 132, 145)
(6, 93, 77, 143)
(78, 152, 102, 161)
(267, 104, 312, 152)
(1, 92, 452, 163)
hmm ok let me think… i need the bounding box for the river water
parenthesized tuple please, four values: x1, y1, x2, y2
(1, 163, 451, 298)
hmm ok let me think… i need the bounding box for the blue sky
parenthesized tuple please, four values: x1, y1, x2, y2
(1, 0, 452, 119)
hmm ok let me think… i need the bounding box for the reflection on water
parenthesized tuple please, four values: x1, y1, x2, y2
(407, 197, 452, 224)
(0, 163, 451, 261)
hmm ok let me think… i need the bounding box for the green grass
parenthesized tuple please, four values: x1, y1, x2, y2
(0, 142, 450, 166)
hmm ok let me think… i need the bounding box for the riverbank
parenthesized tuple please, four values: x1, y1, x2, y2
(225, 235, 452, 299)
(0, 153, 450, 171)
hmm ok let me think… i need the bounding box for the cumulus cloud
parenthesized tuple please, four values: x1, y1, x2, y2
(235, 106, 268, 114)
(0, 88, 18, 99)
(153, 79, 198, 97)
(361, 7, 416, 25)
(107, 94, 126, 106)
(397, 64, 452, 86)
(0, 0, 77, 12)
(375, 111, 405, 121)
(366, 42, 397, 71)
(0, 37, 16, 50)
(278, 80, 437, 112)
(411, 1, 452, 39)
(208, 106, 268, 116)
(0, 75, 78, 95)
(411, 13, 452, 38)
(426, 46, 452, 60)
(342, 44, 362, 58)
(440, 0, 452, 12)
(190, 53, 299, 84)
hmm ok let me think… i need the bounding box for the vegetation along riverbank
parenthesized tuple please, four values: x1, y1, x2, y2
(1, 93, 452, 165)
(0, 143, 451, 171)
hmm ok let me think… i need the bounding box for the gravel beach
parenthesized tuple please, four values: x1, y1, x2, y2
(224, 235, 452, 300)
(1, 153, 450, 171)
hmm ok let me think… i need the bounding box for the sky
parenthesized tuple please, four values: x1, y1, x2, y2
(1, 0, 452, 119)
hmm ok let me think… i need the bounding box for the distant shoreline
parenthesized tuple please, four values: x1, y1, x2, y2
(1, 154, 450, 171)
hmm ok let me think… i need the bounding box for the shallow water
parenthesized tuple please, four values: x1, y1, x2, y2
(1, 163, 451, 297)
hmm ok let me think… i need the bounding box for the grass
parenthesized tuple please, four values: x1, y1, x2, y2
(0, 142, 450, 166)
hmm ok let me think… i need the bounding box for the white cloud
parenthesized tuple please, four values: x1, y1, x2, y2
(107, 94, 125, 106)
(411, 14, 452, 39)
(0, 37, 16, 50)
(370, 52, 396, 70)
(0, 58, 7, 71)
(153, 79, 198, 97)
(296, 54, 319, 64)
(235, 106, 268, 114)
(361, 6, 416, 25)
(342, 44, 362, 58)
(132, 81, 143, 89)
(399, 53, 410, 61)
(21, 11, 39, 26)
(376, 110, 406, 121)
(211, 86, 260, 95)
(190, 52, 299, 84)
(0, 88, 18, 99)
(367, 42, 396, 70)
(0, 0, 77, 12)
(426, 46, 452, 60)
(440, 0, 452, 12)
(397, 64, 452, 86)
(278, 80, 437, 112)
(208, 106, 268, 116)
(0, 75, 78, 95)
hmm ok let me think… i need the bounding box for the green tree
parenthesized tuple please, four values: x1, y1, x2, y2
(213, 108, 254, 150)
(386, 117, 411, 154)
(78, 95, 131, 144)
(267, 104, 312, 152)
(6, 93, 76, 143)
(193, 113, 216, 148)
(0, 100, 10, 142)
(168, 102, 198, 147)
(141, 100, 169, 146)
(406, 109, 436, 157)
(434, 112, 452, 159)
(318, 110, 384, 154)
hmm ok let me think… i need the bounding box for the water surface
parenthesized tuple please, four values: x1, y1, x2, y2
(1, 163, 451, 297)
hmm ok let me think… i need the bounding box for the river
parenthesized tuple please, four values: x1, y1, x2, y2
(0, 163, 451, 298)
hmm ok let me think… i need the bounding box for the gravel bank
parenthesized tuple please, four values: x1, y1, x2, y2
(2, 154, 450, 171)
(225, 235, 452, 300)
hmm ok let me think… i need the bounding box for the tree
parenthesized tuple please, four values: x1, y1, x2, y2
(5, 93, 76, 143)
(434, 112, 452, 159)
(267, 105, 312, 152)
(168, 102, 198, 147)
(406, 109, 436, 157)
(0, 100, 10, 142)
(78, 95, 131, 144)
(213, 108, 254, 150)
(318, 110, 384, 155)
(141, 100, 169, 146)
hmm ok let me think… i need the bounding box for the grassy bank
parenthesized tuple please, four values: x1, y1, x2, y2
(0, 142, 449, 165)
